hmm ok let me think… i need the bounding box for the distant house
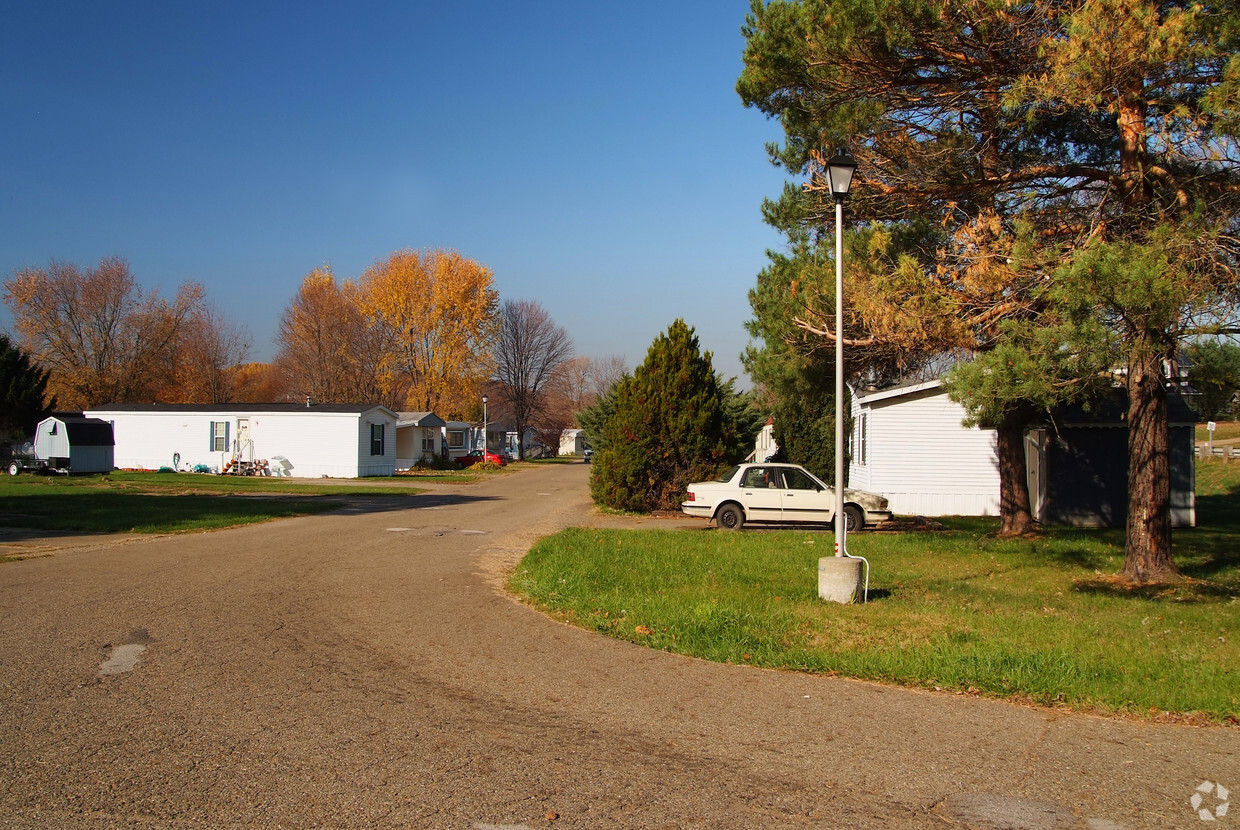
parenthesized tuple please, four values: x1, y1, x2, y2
(33, 413, 115, 473)
(441, 421, 477, 462)
(395, 412, 446, 469)
(848, 380, 1001, 517)
(85, 403, 398, 478)
(749, 418, 778, 463)
(559, 429, 586, 456)
(489, 423, 546, 459)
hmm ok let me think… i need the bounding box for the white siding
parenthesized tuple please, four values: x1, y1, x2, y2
(850, 383, 1000, 517)
(559, 430, 585, 456)
(34, 419, 71, 459)
(257, 411, 364, 477)
(754, 422, 778, 462)
(356, 417, 396, 477)
(394, 426, 441, 468)
(86, 408, 397, 478)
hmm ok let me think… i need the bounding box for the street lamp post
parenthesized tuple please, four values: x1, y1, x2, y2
(482, 393, 488, 454)
(827, 147, 857, 559)
(817, 146, 866, 604)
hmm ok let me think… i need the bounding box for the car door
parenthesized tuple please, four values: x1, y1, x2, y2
(738, 466, 783, 522)
(778, 467, 835, 524)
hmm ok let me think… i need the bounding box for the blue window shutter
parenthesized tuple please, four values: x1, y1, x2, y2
(208, 422, 215, 451)
(224, 422, 230, 451)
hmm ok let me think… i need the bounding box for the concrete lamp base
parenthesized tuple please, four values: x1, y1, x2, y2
(818, 556, 864, 604)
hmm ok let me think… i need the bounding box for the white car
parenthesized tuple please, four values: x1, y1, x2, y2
(681, 463, 891, 531)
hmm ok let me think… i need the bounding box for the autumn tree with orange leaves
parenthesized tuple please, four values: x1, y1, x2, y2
(274, 266, 377, 405)
(276, 252, 499, 416)
(3, 257, 205, 409)
(166, 305, 253, 404)
(357, 249, 499, 418)
(230, 362, 287, 403)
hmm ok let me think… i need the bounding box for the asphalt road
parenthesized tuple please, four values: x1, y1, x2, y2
(0, 463, 1235, 829)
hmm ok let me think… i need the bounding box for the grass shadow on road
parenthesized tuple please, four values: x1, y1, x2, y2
(0, 489, 503, 536)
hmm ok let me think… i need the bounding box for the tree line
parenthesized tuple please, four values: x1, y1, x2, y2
(1, 250, 622, 455)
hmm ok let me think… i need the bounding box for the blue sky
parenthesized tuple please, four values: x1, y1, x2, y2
(1, 2, 789, 382)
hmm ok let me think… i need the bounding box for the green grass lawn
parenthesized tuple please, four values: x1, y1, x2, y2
(103, 471, 425, 495)
(0, 470, 423, 534)
(509, 459, 1240, 722)
(1196, 420, 1240, 442)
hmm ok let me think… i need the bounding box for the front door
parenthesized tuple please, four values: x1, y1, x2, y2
(236, 418, 251, 461)
(778, 467, 834, 523)
(739, 466, 783, 522)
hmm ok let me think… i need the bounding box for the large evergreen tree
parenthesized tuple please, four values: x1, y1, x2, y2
(739, 0, 1068, 536)
(590, 320, 747, 512)
(739, 0, 1240, 578)
(0, 334, 53, 445)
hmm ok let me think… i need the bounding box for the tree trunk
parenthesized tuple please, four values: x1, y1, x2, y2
(1122, 344, 1177, 582)
(1117, 91, 1151, 209)
(997, 404, 1037, 536)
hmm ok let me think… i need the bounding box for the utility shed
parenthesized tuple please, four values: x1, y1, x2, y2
(85, 403, 398, 478)
(848, 380, 1000, 517)
(1027, 390, 1197, 527)
(33, 413, 115, 473)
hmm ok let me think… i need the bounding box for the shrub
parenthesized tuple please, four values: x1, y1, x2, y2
(589, 320, 744, 512)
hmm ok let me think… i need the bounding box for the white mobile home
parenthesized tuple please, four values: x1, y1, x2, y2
(442, 421, 478, 462)
(395, 411, 446, 469)
(33, 413, 115, 473)
(848, 380, 1000, 517)
(85, 404, 398, 478)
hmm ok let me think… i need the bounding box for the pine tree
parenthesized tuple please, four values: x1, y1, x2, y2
(0, 334, 53, 444)
(1184, 340, 1240, 420)
(739, 0, 1240, 577)
(590, 321, 742, 512)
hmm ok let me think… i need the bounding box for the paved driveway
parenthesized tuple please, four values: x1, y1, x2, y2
(0, 464, 1234, 829)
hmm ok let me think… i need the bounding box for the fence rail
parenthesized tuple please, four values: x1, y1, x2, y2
(1195, 444, 1240, 460)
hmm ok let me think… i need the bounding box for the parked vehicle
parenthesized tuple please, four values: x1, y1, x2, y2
(5, 440, 68, 476)
(681, 463, 891, 531)
(456, 449, 508, 468)
(6, 445, 39, 476)
(6, 452, 66, 476)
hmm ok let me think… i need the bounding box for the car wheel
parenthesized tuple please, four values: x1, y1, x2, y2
(7, 461, 19, 476)
(844, 504, 864, 533)
(716, 503, 745, 531)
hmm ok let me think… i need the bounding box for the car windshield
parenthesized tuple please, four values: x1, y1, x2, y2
(717, 466, 740, 483)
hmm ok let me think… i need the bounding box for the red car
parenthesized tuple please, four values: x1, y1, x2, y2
(457, 449, 507, 468)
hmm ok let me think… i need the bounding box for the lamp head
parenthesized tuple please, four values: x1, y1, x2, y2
(826, 147, 857, 201)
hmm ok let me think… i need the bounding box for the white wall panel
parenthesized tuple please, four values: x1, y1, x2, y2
(850, 384, 1000, 517)
(86, 407, 397, 478)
